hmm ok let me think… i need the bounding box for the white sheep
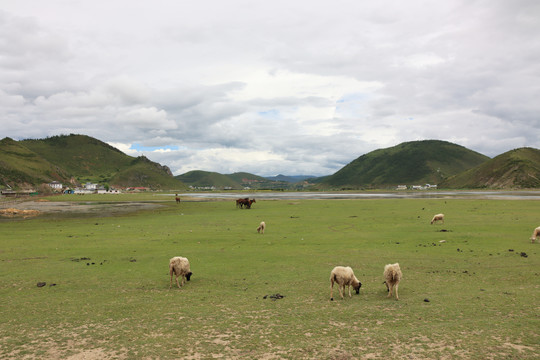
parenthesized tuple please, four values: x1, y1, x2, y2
(383, 263, 402, 300)
(257, 221, 266, 234)
(169, 256, 193, 289)
(430, 213, 444, 224)
(330, 266, 362, 300)
(530, 226, 540, 243)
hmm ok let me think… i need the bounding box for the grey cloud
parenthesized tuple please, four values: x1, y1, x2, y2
(1, 1, 539, 176)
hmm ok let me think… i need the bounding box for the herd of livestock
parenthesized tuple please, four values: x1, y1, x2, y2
(170, 198, 538, 301)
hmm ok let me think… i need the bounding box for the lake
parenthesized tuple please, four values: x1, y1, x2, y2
(174, 190, 540, 200)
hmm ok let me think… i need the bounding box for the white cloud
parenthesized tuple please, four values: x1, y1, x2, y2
(116, 107, 176, 130)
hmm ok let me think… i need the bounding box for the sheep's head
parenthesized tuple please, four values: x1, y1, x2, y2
(186, 272, 193, 281)
(354, 282, 362, 294)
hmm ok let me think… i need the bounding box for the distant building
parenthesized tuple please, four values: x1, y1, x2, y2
(48, 181, 63, 190)
(396, 185, 407, 190)
(84, 183, 98, 190)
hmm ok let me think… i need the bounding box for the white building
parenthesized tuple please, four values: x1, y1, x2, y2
(48, 181, 63, 190)
(84, 183, 98, 190)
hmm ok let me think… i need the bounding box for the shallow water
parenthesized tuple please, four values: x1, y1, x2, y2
(173, 190, 540, 201)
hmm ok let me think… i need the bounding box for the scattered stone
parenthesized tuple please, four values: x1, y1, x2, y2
(520, 252, 528, 258)
(37, 282, 46, 287)
(508, 249, 514, 252)
(424, 298, 430, 302)
(263, 293, 285, 300)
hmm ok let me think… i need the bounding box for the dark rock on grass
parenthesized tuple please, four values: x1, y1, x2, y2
(520, 252, 528, 258)
(263, 293, 285, 300)
(37, 282, 46, 287)
(424, 298, 430, 302)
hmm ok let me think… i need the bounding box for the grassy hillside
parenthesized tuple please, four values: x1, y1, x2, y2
(439, 147, 540, 189)
(319, 140, 490, 189)
(21, 135, 134, 180)
(1, 135, 185, 190)
(110, 156, 186, 190)
(0, 137, 72, 189)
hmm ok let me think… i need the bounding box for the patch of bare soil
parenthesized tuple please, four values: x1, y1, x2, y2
(0, 201, 163, 218)
(0, 208, 40, 218)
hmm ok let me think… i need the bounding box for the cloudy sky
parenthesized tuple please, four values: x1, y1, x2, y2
(1, 0, 539, 176)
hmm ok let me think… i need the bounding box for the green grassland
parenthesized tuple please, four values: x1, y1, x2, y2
(1, 195, 539, 359)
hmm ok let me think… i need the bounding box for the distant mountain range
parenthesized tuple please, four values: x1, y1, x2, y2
(175, 171, 308, 190)
(1, 135, 539, 191)
(265, 174, 316, 183)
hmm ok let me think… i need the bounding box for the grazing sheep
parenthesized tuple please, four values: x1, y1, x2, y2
(530, 226, 540, 243)
(330, 266, 362, 300)
(383, 263, 402, 300)
(430, 213, 444, 224)
(169, 256, 193, 289)
(257, 221, 266, 234)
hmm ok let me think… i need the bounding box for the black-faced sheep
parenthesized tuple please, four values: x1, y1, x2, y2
(383, 263, 402, 300)
(430, 213, 444, 224)
(257, 221, 266, 234)
(530, 226, 540, 243)
(169, 256, 193, 289)
(330, 266, 362, 300)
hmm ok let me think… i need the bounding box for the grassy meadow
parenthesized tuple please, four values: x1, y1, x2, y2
(0, 194, 539, 359)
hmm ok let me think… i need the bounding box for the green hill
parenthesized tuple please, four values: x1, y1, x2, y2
(1, 135, 186, 190)
(0, 137, 72, 189)
(318, 140, 490, 189)
(21, 134, 129, 178)
(109, 155, 185, 190)
(439, 147, 540, 189)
